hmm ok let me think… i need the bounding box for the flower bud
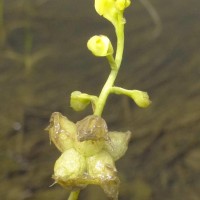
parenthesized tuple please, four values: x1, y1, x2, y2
(104, 131, 131, 161)
(70, 91, 90, 111)
(46, 112, 76, 152)
(87, 35, 113, 57)
(131, 90, 151, 108)
(53, 148, 86, 186)
(115, 0, 131, 11)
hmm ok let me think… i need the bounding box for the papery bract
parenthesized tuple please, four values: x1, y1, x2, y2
(104, 131, 131, 161)
(46, 112, 76, 152)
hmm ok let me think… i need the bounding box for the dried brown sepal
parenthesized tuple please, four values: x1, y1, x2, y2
(76, 115, 109, 141)
(46, 112, 76, 152)
(53, 175, 119, 199)
(101, 178, 120, 200)
(52, 175, 88, 190)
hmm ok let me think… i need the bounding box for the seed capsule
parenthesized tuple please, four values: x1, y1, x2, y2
(76, 115, 109, 141)
(104, 131, 131, 161)
(86, 151, 119, 199)
(46, 112, 76, 152)
(53, 148, 86, 187)
(74, 139, 104, 157)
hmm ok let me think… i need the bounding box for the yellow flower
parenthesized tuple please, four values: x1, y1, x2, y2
(95, 0, 117, 25)
(87, 35, 113, 57)
(94, 0, 131, 25)
(115, 0, 131, 11)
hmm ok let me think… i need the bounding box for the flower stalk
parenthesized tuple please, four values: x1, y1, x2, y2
(94, 19, 125, 116)
(68, 191, 80, 200)
(46, 1, 151, 200)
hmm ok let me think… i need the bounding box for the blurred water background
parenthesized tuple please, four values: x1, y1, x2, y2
(0, 0, 200, 199)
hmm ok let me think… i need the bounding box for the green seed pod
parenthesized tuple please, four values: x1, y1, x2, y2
(76, 115, 109, 141)
(53, 148, 86, 186)
(104, 131, 131, 161)
(46, 112, 76, 152)
(87, 151, 116, 179)
(87, 35, 114, 57)
(70, 91, 90, 111)
(86, 151, 119, 199)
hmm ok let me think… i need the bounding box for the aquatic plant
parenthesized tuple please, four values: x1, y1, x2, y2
(46, 0, 151, 199)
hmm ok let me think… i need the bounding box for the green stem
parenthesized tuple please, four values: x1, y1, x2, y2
(94, 68, 118, 116)
(110, 86, 132, 97)
(115, 14, 125, 69)
(94, 17, 124, 116)
(68, 190, 80, 200)
(106, 54, 117, 70)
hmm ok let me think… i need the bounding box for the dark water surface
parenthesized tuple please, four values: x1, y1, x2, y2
(0, 0, 200, 199)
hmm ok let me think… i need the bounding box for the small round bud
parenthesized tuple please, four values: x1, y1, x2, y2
(104, 131, 131, 161)
(87, 35, 114, 57)
(70, 91, 90, 111)
(131, 90, 151, 108)
(115, 0, 131, 11)
(54, 148, 86, 182)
